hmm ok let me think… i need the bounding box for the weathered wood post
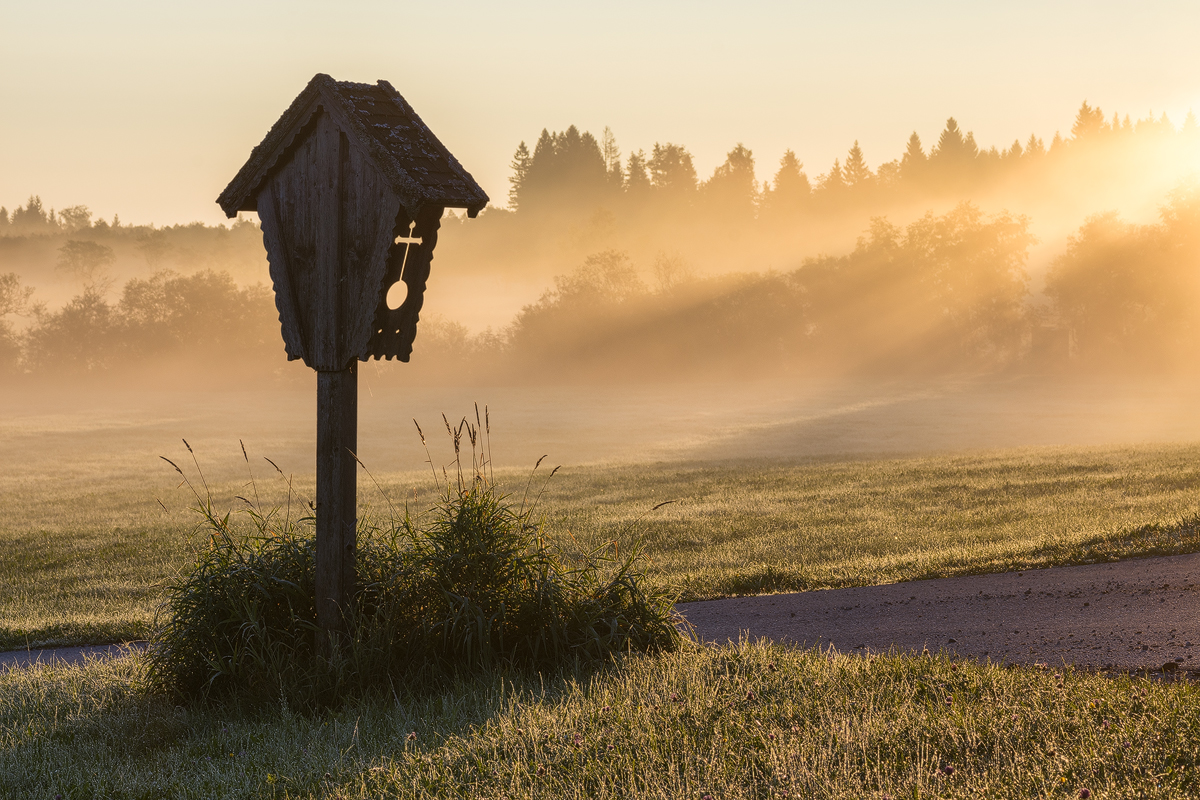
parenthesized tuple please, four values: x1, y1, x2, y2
(216, 74, 488, 649)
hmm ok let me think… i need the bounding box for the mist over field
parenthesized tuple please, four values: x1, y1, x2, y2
(4, 101, 1200, 472)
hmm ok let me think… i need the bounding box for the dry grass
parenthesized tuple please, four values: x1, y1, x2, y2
(2, 642, 1197, 798)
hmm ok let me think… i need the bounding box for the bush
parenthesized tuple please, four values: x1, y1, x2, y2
(146, 427, 680, 706)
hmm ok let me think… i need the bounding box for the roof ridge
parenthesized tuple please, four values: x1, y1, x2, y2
(217, 74, 488, 220)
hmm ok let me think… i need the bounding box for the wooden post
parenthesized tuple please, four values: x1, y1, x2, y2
(316, 362, 357, 650)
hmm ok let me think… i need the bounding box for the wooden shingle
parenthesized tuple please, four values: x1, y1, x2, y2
(217, 73, 488, 220)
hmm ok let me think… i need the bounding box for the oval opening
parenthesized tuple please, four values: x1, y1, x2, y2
(386, 280, 408, 310)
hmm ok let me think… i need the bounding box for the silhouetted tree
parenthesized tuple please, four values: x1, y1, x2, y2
(601, 127, 623, 192)
(1071, 101, 1107, 141)
(929, 118, 979, 188)
(24, 287, 115, 373)
(625, 149, 651, 201)
(11, 196, 49, 233)
(519, 126, 608, 214)
(58, 205, 92, 233)
(815, 159, 846, 200)
(508, 141, 531, 210)
(761, 149, 810, 216)
(702, 143, 757, 221)
(648, 143, 698, 201)
(57, 240, 114, 288)
(843, 141, 872, 189)
(899, 132, 927, 182)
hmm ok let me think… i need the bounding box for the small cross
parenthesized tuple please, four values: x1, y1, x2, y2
(394, 221, 423, 248)
(394, 221, 423, 281)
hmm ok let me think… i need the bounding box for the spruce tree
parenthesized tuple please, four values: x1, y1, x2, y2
(899, 132, 926, 181)
(601, 127, 623, 190)
(769, 149, 810, 208)
(933, 118, 966, 159)
(1183, 110, 1199, 138)
(648, 143, 698, 199)
(930, 119, 976, 186)
(843, 141, 872, 188)
(703, 143, 757, 220)
(508, 142, 532, 210)
(626, 150, 651, 197)
(818, 159, 846, 195)
(1070, 101, 1106, 140)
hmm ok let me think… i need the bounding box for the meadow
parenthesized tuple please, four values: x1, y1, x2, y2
(5, 377, 1200, 649)
(3, 641, 1198, 798)
(3, 376, 1200, 798)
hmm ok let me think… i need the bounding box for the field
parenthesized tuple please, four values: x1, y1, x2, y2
(4, 375, 1200, 649)
(3, 375, 1200, 798)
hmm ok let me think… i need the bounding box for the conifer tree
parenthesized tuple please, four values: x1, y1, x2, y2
(601, 127, 623, 190)
(703, 143, 758, 220)
(843, 141, 872, 188)
(963, 132, 980, 160)
(933, 118, 966, 159)
(767, 149, 810, 208)
(519, 126, 607, 213)
(508, 141, 532, 210)
(818, 159, 846, 195)
(899, 132, 926, 181)
(1070, 101, 1107, 140)
(11, 196, 48, 232)
(1183, 110, 1199, 138)
(930, 119, 976, 185)
(648, 143, 698, 198)
(626, 150, 651, 197)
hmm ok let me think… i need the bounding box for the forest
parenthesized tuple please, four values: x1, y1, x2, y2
(2, 101, 1199, 384)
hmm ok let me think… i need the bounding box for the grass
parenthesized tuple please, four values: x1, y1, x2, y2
(2, 641, 1197, 798)
(145, 435, 677, 704)
(5, 395, 1200, 796)
(5, 442, 1200, 649)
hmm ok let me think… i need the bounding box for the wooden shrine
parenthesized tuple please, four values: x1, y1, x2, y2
(217, 73, 488, 646)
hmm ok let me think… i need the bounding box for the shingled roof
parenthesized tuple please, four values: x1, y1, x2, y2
(217, 74, 488, 219)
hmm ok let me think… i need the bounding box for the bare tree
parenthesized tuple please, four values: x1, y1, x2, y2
(57, 240, 115, 291)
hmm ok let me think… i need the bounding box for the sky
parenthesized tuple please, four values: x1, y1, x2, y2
(4, 0, 1200, 227)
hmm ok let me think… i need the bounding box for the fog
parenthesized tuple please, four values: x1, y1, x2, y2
(4, 102, 1200, 475)
(5, 376, 1200, 503)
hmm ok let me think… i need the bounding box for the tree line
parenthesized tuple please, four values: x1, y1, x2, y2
(4, 98, 1200, 384)
(0, 268, 280, 379)
(506, 101, 1196, 222)
(8, 190, 1191, 383)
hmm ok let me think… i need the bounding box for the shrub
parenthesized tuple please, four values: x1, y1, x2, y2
(146, 423, 680, 706)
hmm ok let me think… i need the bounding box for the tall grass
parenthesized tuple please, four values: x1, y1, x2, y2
(146, 416, 679, 705)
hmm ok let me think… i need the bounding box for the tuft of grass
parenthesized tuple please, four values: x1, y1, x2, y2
(3, 642, 1199, 798)
(145, 425, 679, 704)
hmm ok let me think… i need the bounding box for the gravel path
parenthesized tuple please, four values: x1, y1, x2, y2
(678, 552, 1200, 672)
(5, 553, 1199, 673)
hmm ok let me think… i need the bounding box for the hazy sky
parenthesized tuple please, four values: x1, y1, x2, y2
(4, 0, 1200, 227)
